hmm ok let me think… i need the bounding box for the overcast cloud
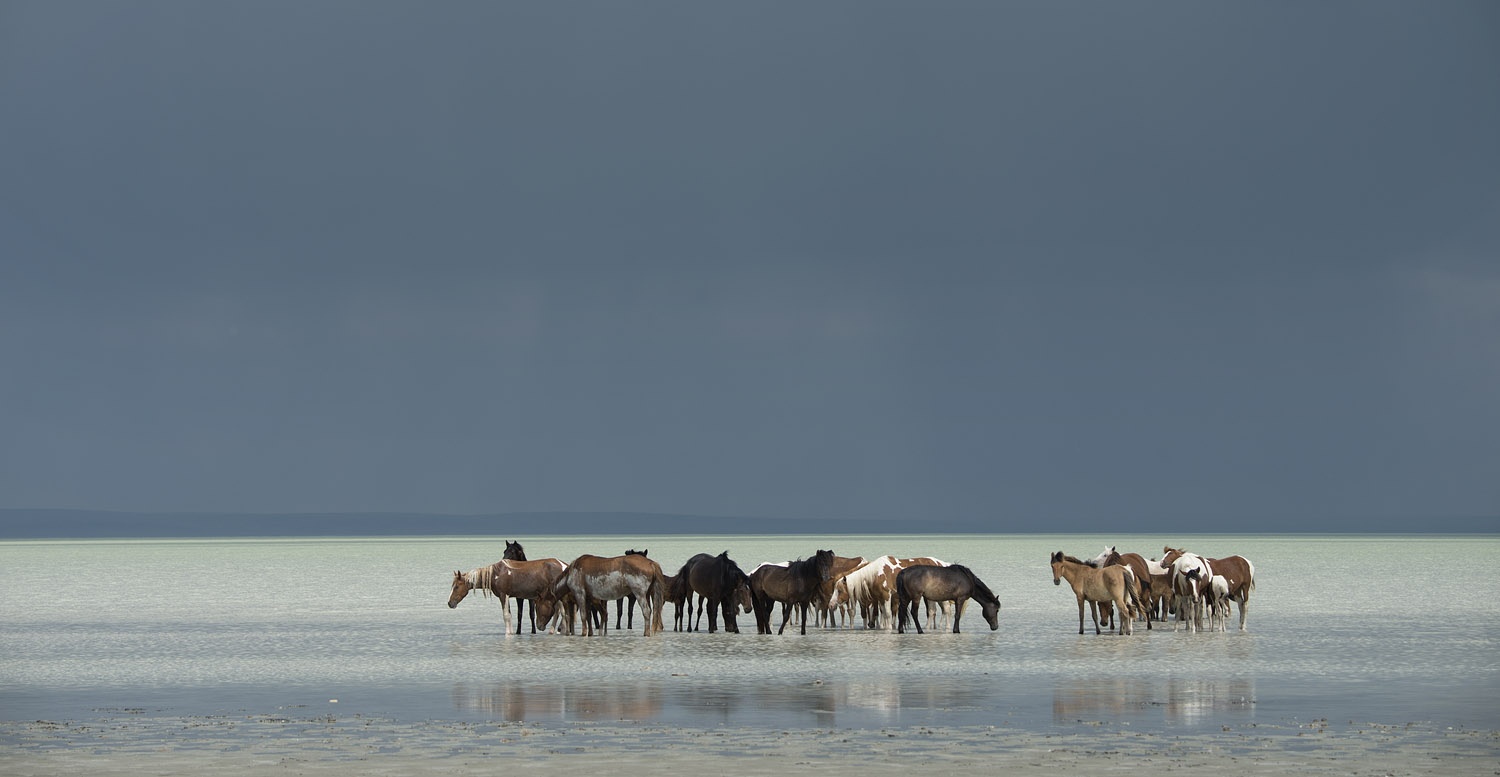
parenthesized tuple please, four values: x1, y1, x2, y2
(2, 2, 1497, 529)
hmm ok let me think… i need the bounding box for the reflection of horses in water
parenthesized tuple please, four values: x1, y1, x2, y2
(894, 564, 1000, 633)
(560, 553, 666, 636)
(1050, 552, 1140, 635)
(448, 557, 567, 634)
(750, 549, 835, 635)
(677, 551, 754, 633)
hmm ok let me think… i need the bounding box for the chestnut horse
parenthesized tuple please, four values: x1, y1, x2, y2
(448, 557, 567, 634)
(560, 553, 666, 636)
(1098, 548, 1155, 630)
(894, 564, 1000, 634)
(1050, 552, 1140, 635)
(750, 549, 835, 635)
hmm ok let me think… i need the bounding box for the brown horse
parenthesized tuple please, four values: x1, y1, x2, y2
(1162, 546, 1256, 631)
(448, 558, 567, 634)
(1099, 549, 1155, 630)
(894, 564, 1000, 633)
(560, 554, 666, 636)
(750, 549, 835, 635)
(1050, 552, 1140, 635)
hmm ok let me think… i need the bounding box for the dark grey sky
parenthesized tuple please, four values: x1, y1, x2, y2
(3, 2, 1497, 529)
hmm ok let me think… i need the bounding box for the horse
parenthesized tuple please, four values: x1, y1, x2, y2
(560, 553, 665, 636)
(1161, 548, 1213, 632)
(1097, 548, 1156, 630)
(1163, 546, 1256, 631)
(1049, 552, 1140, 635)
(448, 557, 567, 634)
(894, 564, 1000, 633)
(614, 548, 649, 630)
(815, 555, 866, 628)
(502, 541, 531, 628)
(678, 551, 754, 633)
(829, 556, 898, 629)
(666, 573, 692, 631)
(749, 549, 835, 635)
(896, 557, 953, 630)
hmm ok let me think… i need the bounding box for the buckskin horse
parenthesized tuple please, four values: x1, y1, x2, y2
(448, 557, 567, 634)
(894, 564, 1000, 634)
(750, 549, 835, 635)
(1050, 552, 1141, 636)
(560, 553, 666, 636)
(678, 551, 754, 633)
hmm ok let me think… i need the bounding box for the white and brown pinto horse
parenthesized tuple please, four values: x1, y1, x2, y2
(1162, 546, 1256, 631)
(560, 553, 667, 636)
(1163, 549, 1214, 632)
(1049, 552, 1140, 635)
(449, 558, 568, 634)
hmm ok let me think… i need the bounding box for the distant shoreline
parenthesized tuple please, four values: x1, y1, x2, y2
(0, 508, 1493, 539)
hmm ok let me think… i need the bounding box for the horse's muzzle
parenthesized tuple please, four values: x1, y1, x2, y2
(447, 602, 457, 608)
(1053, 579, 1060, 586)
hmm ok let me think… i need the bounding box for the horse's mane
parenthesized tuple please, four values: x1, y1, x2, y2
(951, 564, 999, 604)
(465, 565, 499, 599)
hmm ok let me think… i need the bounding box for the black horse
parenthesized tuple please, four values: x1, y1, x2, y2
(616, 548, 648, 629)
(750, 549, 836, 635)
(894, 564, 1001, 634)
(677, 551, 753, 633)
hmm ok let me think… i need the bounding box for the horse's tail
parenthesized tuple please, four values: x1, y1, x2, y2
(648, 569, 666, 635)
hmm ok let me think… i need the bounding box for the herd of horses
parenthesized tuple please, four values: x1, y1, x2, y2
(1049, 545, 1258, 635)
(448, 542, 1253, 637)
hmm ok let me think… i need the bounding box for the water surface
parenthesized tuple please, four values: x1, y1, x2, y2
(2, 534, 1495, 734)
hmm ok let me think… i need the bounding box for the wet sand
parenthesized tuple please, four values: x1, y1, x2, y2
(3, 712, 1496, 776)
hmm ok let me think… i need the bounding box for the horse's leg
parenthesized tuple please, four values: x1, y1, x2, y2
(515, 598, 526, 635)
(722, 597, 738, 633)
(952, 598, 967, 633)
(707, 596, 720, 633)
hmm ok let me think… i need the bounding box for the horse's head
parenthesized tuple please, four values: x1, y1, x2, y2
(1162, 547, 1185, 566)
(626, 548, 648, 557)
(1050, 552, 1065, 585)
(735, 580, 754, 613)
(829, 578, 849, 607)
(981, 598, 1001, 631)
(504, 541, 526, 561)
(448, 570, 472, 608)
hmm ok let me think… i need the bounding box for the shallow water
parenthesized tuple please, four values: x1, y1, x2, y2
(1, 534, 1496, 733)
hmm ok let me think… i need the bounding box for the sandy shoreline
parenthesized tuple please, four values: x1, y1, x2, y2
(4, 712, 1496, 776)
